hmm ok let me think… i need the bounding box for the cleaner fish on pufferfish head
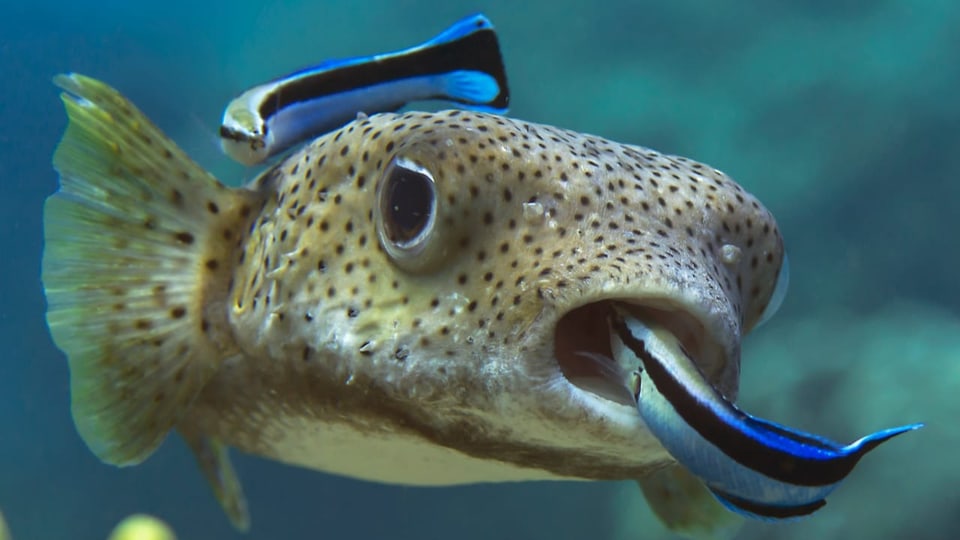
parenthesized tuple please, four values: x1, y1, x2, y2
(219, 13, 509, 166)
(43, 75, 920, 538)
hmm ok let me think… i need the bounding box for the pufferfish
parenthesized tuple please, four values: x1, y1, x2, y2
(42, 74, 916, 539)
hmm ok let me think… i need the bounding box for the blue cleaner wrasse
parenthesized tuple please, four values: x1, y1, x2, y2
(219, 13, 509, 166)
(608, 306, 922, 520)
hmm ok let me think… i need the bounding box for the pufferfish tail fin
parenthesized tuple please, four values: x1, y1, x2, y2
(638, 464, 743, 540)
(43, 74, 259, 466)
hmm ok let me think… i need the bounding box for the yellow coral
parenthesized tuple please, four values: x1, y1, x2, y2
(0, 509, 9, 540)
(106, 515, 176, 540)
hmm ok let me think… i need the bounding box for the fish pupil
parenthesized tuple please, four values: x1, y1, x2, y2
(383, 164, 435, 244)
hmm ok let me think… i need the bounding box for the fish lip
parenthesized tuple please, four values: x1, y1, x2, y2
(553, 298, 734, 406)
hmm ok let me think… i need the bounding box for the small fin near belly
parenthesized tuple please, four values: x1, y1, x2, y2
(638, 464, 742, 540)
(179, 427, 250, 531)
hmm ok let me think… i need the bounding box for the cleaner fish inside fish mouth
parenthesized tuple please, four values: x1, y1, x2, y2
(606, 303, 921, 520)
(555, 300, 727, 406)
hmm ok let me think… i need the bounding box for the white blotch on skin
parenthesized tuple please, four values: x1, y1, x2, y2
(720, 244, 742, 265)
(523, 202, 545, 224)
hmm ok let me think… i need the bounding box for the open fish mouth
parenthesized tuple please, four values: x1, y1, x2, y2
(554, 300, 729, 405)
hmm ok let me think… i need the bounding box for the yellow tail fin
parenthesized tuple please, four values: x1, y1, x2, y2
(43, 74, 257, 466)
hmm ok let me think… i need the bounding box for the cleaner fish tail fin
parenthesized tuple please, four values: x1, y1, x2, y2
(420, 14, 509, 111)
(436, 70, 505, 113)
(44, 73, 259, 466)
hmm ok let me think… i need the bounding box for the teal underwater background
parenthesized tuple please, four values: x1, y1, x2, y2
(2, 0, 958, 538)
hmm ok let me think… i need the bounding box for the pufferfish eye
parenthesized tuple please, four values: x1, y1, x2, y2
(376, 156, 438, 262)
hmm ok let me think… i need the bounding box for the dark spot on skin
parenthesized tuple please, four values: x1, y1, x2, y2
(175, 232, 194, 244)
(170, 307, 186, 319)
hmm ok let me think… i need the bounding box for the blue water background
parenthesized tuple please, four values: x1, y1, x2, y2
(2, 1, 958, 538)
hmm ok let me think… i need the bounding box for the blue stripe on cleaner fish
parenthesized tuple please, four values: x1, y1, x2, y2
(219, 13, 509, 166)
(608, 307, 922, 521)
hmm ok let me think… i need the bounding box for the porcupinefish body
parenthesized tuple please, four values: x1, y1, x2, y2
(45, 74, 787, 535)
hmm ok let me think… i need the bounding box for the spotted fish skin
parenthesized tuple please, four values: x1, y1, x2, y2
(43, 75, 784, 530)
(188, 110, 785, 480)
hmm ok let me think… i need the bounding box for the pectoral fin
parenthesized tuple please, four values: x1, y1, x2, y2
(638, 464, 743, 540)
(179, 428, 249, 531)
